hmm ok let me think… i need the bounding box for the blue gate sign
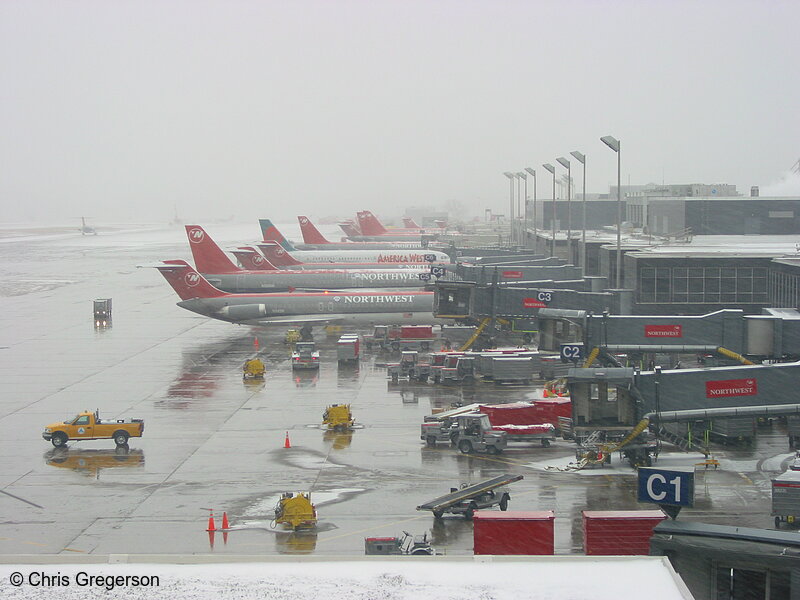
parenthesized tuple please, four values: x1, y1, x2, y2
(560, 343, 584, 363)
(418, 273, 431, 281)
(637, 467, 694, 508)
(431, 266, 445, 278)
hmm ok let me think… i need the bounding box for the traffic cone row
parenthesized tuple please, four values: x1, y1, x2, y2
(206, 511, 231, 531)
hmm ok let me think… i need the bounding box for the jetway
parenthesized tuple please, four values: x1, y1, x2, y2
(538, 307, 800, 361)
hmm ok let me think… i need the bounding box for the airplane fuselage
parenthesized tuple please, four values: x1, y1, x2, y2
(257, 246, 450, 264)
(202, 269, 429, 292)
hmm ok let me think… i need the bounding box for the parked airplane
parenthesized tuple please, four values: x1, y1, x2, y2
(257, 221, 450, 263)
(185, 226, 429, 292)
(358, 210, 445, 236)
(402, 217, 422, 228)
(258, 239, 448, 270)
(261, 218, 425, 251)
(155, 260, 439, 327)
(79, 217, 96, 235)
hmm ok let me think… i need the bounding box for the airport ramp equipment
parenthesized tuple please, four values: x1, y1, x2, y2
(416, 474, 523, 514)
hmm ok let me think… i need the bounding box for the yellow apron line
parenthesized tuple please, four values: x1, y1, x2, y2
(62, 547, 86, 553)
(21, 541, 48, 547)
(317, 515, 425, 544)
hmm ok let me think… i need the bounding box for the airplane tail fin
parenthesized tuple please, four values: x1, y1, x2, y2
(258, 241, 304, 267)
(357, 210, 388, 235)
(232, 247, 277, 270)
(434, 219, 447, 229)
(259, 219, 296, 251)
(185, 225, 241, 274)
(297, 216, 330, 244)
(156, 260, 226, 300)
(402, 217, 421, 228)
(339, 220, 361, 238)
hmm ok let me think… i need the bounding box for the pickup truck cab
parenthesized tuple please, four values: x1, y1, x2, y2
(42, 410, 144, 447)
(292, 342, 320, 370)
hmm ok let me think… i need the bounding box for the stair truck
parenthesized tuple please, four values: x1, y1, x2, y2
(416, 474, 523, 519)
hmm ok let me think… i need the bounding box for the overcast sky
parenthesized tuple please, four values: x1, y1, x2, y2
(1, 0, 798, 224)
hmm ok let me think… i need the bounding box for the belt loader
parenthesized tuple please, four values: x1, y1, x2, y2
(416, 474, 523, 519)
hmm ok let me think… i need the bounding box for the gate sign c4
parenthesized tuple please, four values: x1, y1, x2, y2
(637, 467, 694, 508)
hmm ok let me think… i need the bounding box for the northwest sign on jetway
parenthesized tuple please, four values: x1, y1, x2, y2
(523, 292, 552, 308)
(502, 270, 523, 279)
(705, 378, 758, 398)
(645, 324, 683, 338)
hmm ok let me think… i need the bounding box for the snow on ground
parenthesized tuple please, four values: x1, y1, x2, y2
(0, 559, 691, 600)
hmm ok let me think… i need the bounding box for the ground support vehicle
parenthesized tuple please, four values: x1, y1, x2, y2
(364, 531, 436, 555)
(93, 298, 112, 325)
(322, 404, 355, 430)
(242, 357, 266, 379)
(387, 351, 431, 382)
(292, 341, 320, 370)
(274, 492, 317, 530)
(441, 354, 475, 384)
(491, 357, 536, 385)
(479, 400, 569, 438)
(450, 414, 507, 454)
(420, 404, 483, 446)
(284, 329, 301, 344)
(429, 352, 464, 383)
(773, 470, 800, 528)
(366, 325, 436, 352)
(42, 410, 144, 447)
(416, 474, 523, 519)
(336, 335, 360, 364)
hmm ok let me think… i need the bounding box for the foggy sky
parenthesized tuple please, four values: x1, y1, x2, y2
(1, 0, 798, 224)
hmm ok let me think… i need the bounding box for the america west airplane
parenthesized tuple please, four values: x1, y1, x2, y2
(231, 243, 441, 271)
(258, 219, 450, 263)
(261, 219, 432, 252)
(184, 226, 432, 292)
(156, 260, 439, 327)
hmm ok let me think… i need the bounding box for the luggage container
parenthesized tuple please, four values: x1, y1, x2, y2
(582, 510, 665, 555)
(491, 357, 535, 385)
(473, 511, 555, 555)
(773, 470, 800, 528)
(336, 335, 360, 364)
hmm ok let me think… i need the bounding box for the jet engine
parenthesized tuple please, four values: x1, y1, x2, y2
(219, 304, 267, 320)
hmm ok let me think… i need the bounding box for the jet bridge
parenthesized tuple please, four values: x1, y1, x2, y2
(538, 308, 800, 361)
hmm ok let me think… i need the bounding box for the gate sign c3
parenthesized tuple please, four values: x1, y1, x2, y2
(637, 467, 694, 508)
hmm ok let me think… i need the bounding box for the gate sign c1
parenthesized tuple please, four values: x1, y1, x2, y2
(637, 467, 694, 508)
(431, 266, 445, 278)
(560, 343, 584, 363)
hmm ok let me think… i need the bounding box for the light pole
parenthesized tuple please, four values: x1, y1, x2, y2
(557, 157, 571, 263)
(524, 168, 536, 248)
(517, 172, 527, 247)
(601, 135, 621, 288)
(503, 172, 515, 246)
(570, 151, 586, 271)
(542, 163, 556, 257)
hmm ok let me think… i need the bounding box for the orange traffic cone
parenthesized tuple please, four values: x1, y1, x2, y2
(284, 431, 291, 449)
(221, 512, 229, 530)
(253, 337, 260, 349)
(206, 513, 216, 532)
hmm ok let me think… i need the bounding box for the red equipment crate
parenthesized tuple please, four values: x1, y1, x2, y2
(473, 511, 555, 555)
(400, 325, 434, 339)
(582, 510, 666, 555)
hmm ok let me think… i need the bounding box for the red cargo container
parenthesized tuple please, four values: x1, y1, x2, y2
(582, 510, 666, 555)
(473, 511, 555, 555)
(400, 325, 434, 339)
(479, 399, 571, 430)
(533, 397, 572, 428)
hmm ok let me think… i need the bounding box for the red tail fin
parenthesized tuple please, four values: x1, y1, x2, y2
(339, 220, 361, 237)
(156, 260, 226, 300)
(402, 217, 421, 228)
(232, 247, 276, 270)
(185, 226, 241, 274)
(357, 210, 388, 235)
(298, 216, 330, 244)
(257, 241, 304, 267)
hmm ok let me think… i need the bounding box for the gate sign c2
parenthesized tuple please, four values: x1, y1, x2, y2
(560, 343, 584, 362)
(637, 467, 694, 508)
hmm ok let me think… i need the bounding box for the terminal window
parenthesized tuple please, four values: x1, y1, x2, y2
(639, 266, 768, 304)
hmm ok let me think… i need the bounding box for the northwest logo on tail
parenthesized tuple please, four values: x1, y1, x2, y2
(299, 217, 309, 224)
(185, 272, 200, 286)
(188, 228, 205, 243)
(252, 255, 265, 265)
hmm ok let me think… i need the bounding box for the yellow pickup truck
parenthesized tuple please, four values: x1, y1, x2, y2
(42, 410, 144, 447)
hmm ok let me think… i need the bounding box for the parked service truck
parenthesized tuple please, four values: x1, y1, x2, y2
(292, 342, 320, 370)
(337, 335, 360, 364)
(42, 410, 144, 447)
(366, 325, 436, 352)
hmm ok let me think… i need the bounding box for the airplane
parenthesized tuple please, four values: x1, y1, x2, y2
(402, 217, 422, 228)
(340, 211, 446, 242)
(258, 239, 448, 270)
(155, 260, 440, 327)
(261, 218, 426, 251)
(185, 225, 431, 292)
(79, 217, 97, 235)
(258, 220, 450, 263)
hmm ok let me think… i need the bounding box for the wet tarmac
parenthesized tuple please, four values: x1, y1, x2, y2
(0, 223, 793, 556)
